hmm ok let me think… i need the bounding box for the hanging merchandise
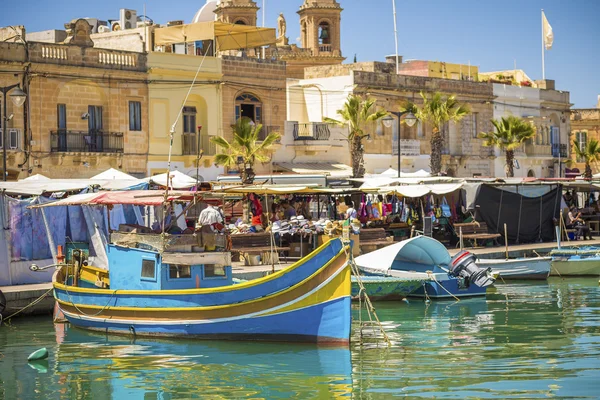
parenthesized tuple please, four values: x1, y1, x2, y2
(441, 197, 452, 218)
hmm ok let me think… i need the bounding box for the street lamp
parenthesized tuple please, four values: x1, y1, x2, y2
(1, 84, 27, 181)
(383, 111, 417, 178)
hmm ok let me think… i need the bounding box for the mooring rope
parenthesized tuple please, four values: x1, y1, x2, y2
(344, 244, 391, 347)
(0, 287, 54, 325)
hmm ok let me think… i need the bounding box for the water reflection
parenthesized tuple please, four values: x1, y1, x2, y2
(0, 320, 353, 399)
(1, 278, 599, 399)
(350, 278, 600, 398)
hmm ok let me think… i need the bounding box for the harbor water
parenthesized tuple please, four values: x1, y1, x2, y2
(1, 278, 599, 399)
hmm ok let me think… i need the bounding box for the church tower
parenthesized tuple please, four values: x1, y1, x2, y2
(298, 0, 343, 57)
(214, 0, 259, 26)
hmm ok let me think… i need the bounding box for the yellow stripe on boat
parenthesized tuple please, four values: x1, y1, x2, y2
(55, 247, 347, 313)
(260, 263, 350, 316)
(53, 241, 346, 296)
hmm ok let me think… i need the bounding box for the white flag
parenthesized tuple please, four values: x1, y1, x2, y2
(542, 11, 554, 50)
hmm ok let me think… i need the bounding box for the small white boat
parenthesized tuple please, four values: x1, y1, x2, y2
(550, 248, 600, 276)
(355, 236, 495, 300)
(477, 257, 551, 280)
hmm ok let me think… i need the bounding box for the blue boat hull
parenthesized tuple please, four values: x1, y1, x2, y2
(61, 296, 351, 343)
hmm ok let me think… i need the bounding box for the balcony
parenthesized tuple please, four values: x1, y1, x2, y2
(319, 44, 333, 53)
(201, 134, 216, 156)
(293, 123, 331, 141)
(183, 134, 216, 156)
(258, 125, 281, 143)
(552, 143, 568, 159)
(50, 130, 123, 153)
(392, 139, 421, 157)
(525, 143, 552, 157)
(182, 133, 197, 156)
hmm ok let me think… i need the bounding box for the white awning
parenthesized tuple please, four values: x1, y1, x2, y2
(92, 168, 137, 180)
(273, 162, 352, 178)
(147, 170, 199, 189)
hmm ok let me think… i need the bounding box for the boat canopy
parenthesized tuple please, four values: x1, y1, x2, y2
(355, 236, 452, 274)
(31, 190, 202, 207)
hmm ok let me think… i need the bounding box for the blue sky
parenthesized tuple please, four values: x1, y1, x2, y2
(2, 0, 598, 108)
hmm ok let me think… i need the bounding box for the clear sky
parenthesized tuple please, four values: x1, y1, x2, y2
(2, 0, 598, 108)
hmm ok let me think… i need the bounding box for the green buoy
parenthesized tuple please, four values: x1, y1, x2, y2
(27, 348, 48, 361)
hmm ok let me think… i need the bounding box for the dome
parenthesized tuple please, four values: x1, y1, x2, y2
(192, 1, 218, 23)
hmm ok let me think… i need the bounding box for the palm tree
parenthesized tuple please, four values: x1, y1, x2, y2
(211, 117, 281, 184)
(479, 116, 536, 177)
(400, 92, 470, 175)
(324, 94, 388, 178)
(572, 139, 600, 179)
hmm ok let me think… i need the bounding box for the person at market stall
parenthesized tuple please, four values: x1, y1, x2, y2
(282, 201, 296, 219)
(345, 202, 357, 220)
(567, 205, 593, 240)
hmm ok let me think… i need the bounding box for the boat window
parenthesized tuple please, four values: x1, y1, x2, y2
(204, 264, 225, 278)
(169, 264, 191, 279)
(141, 259, 156, 279)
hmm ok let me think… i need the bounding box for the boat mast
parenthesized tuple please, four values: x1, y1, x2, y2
(162, 43, 213, 238)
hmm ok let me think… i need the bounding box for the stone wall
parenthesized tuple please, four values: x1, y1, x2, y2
(221, 56, 287, 143)
(0, 40, 149, 179)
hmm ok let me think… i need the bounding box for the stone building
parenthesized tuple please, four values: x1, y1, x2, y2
(490, 80, 570, 178)
(570, 101, 600, 176)
(0, 21, 149, 179)
(280, 61, 496, 178)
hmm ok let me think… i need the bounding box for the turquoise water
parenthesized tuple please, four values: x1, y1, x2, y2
(1, 278, 599, 399)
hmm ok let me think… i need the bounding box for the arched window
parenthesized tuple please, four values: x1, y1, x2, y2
(527, 169, 535, 177)
(234, 19, 246, 25)
(318, 22, 331, 45)
(235, 93, 262, 124)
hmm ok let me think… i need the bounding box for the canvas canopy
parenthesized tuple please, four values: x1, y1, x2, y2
(213, 184, 350, 195)
(154, 21, 276, 51)
(0, 178, 143, 196)
(32, 190, 201, 207)
(377, 183, 464, 198)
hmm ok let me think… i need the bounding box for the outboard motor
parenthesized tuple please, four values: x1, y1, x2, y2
(448, 251, 495, 288)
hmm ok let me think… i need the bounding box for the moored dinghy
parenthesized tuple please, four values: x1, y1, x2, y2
(549, 247, 600, 276)
(355, 236, 495, 299)
(34, 191, 352, 344)
(476, 257, 551, 280)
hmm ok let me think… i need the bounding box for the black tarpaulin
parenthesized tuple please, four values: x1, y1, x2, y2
(475, 184, 562, 244)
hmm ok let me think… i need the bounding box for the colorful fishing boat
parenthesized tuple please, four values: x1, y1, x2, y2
(476, 257, 551, 280)
(351, 275, 424, 301)
(549, 247, 600, 276)
(34, 191, 351, 344)
(355, 236, 495, 299)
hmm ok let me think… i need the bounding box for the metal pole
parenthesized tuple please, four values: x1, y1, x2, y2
(2, 89, 7, 182)
(196, 125, 202, 187)
(397, 112, 402, 177)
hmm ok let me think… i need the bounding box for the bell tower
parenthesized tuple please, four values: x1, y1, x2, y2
(214, 0, 259, 26)
(298, 0, 342, 57)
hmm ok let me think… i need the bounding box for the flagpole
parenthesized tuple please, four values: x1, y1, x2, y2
(541, 9, 546, 80)
(392, 0, 399, 74)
